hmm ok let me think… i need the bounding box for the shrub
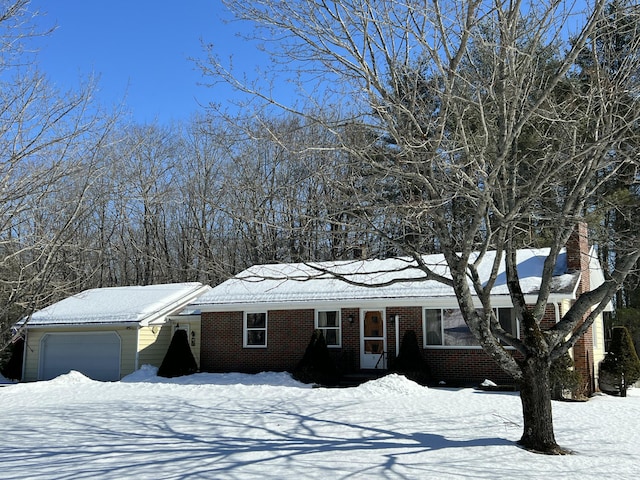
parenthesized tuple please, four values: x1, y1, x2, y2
(599, 326, 640, 397)
(391, 330, 430, 385)
(608, 308, 640, 358)
(292, 329, 340, 386)
(549, 352, 582, 400)
(1, 337, 24, 381)
(158, 329, 198, 378)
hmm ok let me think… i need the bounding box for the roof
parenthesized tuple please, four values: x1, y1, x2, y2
(25, 282, 211, 327)
(191, 247, 596, 311)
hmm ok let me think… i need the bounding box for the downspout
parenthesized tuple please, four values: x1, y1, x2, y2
(21, 329, 28, 381)
(395, 314, 400, 360)
(134, 327, 140, 372)
(553, 301, 563, 357)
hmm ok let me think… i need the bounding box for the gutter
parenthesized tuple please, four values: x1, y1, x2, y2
(141, 285, 212, 326)
(395, 314, 400, 361)
(193, 294, 571, 313)
(23, 322, 140, 329)
(21, 329, 28, 382)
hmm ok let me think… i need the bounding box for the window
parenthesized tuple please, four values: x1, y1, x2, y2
(497, 308, 518, 338)
(425, 309, 442, 345)
(316, 310, 341, 347)
(425, 307, 518, 347)
(441, 308, 477, 346)
(244, 312, 267, 347)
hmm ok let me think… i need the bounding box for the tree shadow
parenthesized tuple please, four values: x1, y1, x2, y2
(2, 396, 515, 480)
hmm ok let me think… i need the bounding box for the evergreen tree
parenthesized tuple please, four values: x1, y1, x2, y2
(0, 337, 24, 381)
(599, 326, 640, 396)
(549, 353, 582, 400)
(292, 329, 340, 386)
(158, 329, 198, 378)
(392, 330, 430, 385)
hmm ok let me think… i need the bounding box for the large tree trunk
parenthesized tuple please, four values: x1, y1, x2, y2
(518, 356, 570, 454)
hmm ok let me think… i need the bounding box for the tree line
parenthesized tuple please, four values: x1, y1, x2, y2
(0, 110, 389, 334)
(1, 0, 638, 362)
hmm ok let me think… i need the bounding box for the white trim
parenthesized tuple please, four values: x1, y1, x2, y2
(315, 309, 342, 348)
(360, 309, 387, 369)
(167, 314, 202, 323)
(25, 322, 139, 329)
(243, 311, 268, 348)
(195, 295, 569, 313)
(570, 271, 584, 299)
(135, 327, 140, 372)
(422, 307, 521, 349)
(142, 285, 212, 326)
(394, 314, 400, 360)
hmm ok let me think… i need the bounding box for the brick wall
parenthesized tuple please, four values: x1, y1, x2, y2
(333, 308, 360, 373)
(387, 306, 424, 361)
(388, 306, 517, 385)
(425, 348, 516, 385)
(201, 309, 314, 373)
(200, 301, 570, 387)
(541, 303, 558, 329)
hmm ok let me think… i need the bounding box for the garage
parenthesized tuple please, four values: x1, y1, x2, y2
(40, 332, 121, 381)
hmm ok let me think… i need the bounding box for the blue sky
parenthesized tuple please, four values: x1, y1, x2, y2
(26, 1, 593, 125)
(27, 1, 258, 124)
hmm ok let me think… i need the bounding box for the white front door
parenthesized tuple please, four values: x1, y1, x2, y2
(360, 310, 386, 369)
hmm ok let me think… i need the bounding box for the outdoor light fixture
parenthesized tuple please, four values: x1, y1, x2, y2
(348, 315, 354, 324)
(191, 330, 196, 346)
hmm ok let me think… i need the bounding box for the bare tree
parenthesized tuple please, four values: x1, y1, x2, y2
(0, 1, 117, 353)
(203, 0, 640, 453)
(174, 116, 238, 283)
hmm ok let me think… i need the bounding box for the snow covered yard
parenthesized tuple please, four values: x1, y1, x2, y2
(1, 368, 638, 479)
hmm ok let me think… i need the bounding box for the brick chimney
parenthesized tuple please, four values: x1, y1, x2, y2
(566, 221, 589, 285)
(566, 221, 595, 395)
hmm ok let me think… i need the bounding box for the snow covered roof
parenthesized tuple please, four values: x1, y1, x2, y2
(192, 247, 589, 311)
(25, 282, 211, 327)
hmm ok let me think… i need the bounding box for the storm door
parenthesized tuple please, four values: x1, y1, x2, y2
(360, 310, 386, 369)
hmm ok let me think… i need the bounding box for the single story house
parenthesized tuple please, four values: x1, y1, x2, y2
(192, 225, 610, 389)
(19, 282, 210, 381)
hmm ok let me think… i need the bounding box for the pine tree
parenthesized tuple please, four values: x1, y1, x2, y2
(158, 329, 198, 378)
(392, 330, 430, 385)
(292, 329, 340, 386)
(599, 326, 640, 396)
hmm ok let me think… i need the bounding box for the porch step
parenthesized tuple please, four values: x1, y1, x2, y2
(338, 370, 388, 387)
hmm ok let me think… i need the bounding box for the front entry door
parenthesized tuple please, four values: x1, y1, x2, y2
(360, 310, 386, 369)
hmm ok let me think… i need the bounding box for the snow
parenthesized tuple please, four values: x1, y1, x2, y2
(192, 248, 579, 308)
(24, 282, 208, 326)
(2, 368, 638, 479)
(481, 378, 498, 387)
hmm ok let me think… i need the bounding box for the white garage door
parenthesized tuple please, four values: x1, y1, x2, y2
(40, 332, 121, 381)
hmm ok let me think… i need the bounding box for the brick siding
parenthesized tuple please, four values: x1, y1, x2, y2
(201, 309, 314, 373)
(201, 305, 523, 385)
